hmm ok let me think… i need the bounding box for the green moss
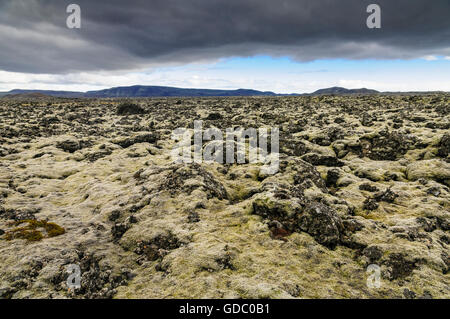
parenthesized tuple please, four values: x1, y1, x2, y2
(5, 219, 65, 242)
(5, 228, 44, 242)
(45, 222, 66, 237)
(229, 184, 252, 203)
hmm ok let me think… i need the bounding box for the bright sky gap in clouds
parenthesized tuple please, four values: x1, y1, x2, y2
(0, 0, 449, 93)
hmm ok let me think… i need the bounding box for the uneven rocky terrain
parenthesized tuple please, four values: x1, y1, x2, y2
(0, 94, 449, 299)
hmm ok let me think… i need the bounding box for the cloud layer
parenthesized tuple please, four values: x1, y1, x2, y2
(0, 0, 449, 74)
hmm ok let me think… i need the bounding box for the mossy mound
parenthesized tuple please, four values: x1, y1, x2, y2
(4, 219, 65, 242)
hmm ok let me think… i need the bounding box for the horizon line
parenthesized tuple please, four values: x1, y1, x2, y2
(1, 85, 449, 96)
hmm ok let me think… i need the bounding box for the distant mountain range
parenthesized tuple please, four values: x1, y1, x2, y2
(1, 86, 279, 98)
(0, 90, 84, 98)
(2, 85, 441, 98)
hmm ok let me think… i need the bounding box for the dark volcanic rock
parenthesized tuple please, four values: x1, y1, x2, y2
(292, 160, 328, 193)
(361, 113, 375, 127)
(253, 196, 343, 249)
(403, 288, 417, 299)
(111, 222, 131, 241)
(56, 139, 81, 153)
(205, 113, 223, 120)
(0, 207, 40, 221)
(363, 198, 379, 211)
(374, 188, 398, 203)
(298, 203, 344, 249)
(383, 253, 418, 280)
(114, 133, 157, 148)
(359, 183, 379, 192)
(363, 246, 383, 263)
(437, 134, 449, 158)
(326, 169, 340, 187)
(134, 233, 181, 262)
(160, 164, 228, 200)
(117, 102, 145, 115)
(301, 153, 344, 167)
(51, 251, 128, 299)
(416, 217, 438, 232)
(187, 211, 200, 223)
(360, 130, 415, 160)
(280, 139, 308, 157)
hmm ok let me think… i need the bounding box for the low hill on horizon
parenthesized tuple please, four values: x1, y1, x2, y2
(2, 89, 84, 98)
(2, 86, 278, 98)
(84, 85, 277, 97)
(2, 85, 446, 98)
(309, 86, 379, 95)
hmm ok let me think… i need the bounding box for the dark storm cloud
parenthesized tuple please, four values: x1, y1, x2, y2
(0, 0, 449, 73)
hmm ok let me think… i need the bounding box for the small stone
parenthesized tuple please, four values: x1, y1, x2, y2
(56, 139, 81, 153)
(419, 291, 433, 299)
(403, 288, 416, 299)
(108, 209, 121, 222)
(16, 186, 27, 194)
(363, 198, 379, 211)
(326, 169, 340, 187)
(426, 187, 441, 197)
(374, 188, 398, 203)
(363, 246, 383, 262)
(187, 211, 200, 223)
(359, 183, 379, 192)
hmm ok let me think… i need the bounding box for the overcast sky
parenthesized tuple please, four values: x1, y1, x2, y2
(0, 0, 449, 93)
